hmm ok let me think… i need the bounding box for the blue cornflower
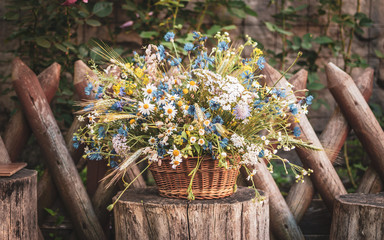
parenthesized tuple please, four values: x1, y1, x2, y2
(306, 95, 314, 105)
(98, 126, 106, 139)
(293, 126, 301, 137)
(203, 52, 214, 65)
(193, 31, 200, 39)
(158, 45, 166, 61)
(209, 100, 220, 111)
(212, 115, 224, 125)
(184, 43, 194, 52)
(110, 160, 118, 169)
(289, 104, 298, 115)
(88, 147, 103, 161)
(72, 136, 79, 149)
(84, 82, 93, 95)
(119, 87, 126, 97)
(187, 104, 196, 116)
(272, 88, 286, 98)
(158, 81, 169, 92)
(118, 125, 128, 137)
(164, 32, 175, 42)
(111, 101, 123, 111)
(218, 41, 229, 51)
(253, 100, 263, 109)
(96, 86, 103, 99)
(169, 57, 182, 66)
(220, 138, 229, 148)
(257, 56, 266, 70)
(157, 147, 166, 157)
(241, 70, 254, 88)
(258, 149, 265, 158)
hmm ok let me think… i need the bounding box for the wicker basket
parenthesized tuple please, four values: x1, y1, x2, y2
(149, 156, 239, 199)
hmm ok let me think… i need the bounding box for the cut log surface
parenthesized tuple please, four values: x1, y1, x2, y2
(261, 63, 347, 211)
(114, 187, 269, 240)
(330, 193, 384, 240)
(0, 169, 38, 240)
(286, 67, 374, 221)
(3, 62, 61, 162)
(12, 58, 106, 240)
(326, 63, 384, 183)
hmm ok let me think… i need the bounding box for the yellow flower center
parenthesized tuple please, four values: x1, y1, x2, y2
(143, 104, 149, 109)
(173, 160, 180, 165)
(190, 81, 196, 86)
(147, 89, 152, 94)
(167, 108, 173, 114)
(173, 150, 180, 156)
(130, 119, 136, 124)
(177, 101, 183, 107)
(183, 88, 188, 94)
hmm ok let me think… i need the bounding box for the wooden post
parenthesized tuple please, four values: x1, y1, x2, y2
(0, 136, 11, 164)
(3, 63, 61, 162)
(12, 58, 106, 240)
(326, 62, 384, 182)
(357, 166, 383, 193)
(114, 187, 269, 240)
(261, 63, 347, 211)
(0, 169, 38, 240)
(286, 68, 374, 221)
(330, 193, 384, 239)
(289, 69, 308, 98)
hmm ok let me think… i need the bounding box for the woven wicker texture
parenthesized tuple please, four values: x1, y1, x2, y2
(149, 156, 239, 199)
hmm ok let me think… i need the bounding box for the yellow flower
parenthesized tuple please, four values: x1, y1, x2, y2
(253, 48, 263, 57)
(294, 117, 300, 123)
(242, 65, 253, 73)
(134, 67, 144, 78)
(183, 88, 188, 94)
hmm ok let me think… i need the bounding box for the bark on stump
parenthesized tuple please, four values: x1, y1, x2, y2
(0, 169, 38, 240)
(114, 187, 269, 240)
(330, 193, 384, 240)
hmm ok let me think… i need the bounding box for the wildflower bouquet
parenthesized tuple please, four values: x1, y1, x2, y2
(74, 31, 316, 204)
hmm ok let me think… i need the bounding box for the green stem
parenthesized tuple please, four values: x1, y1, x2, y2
(196, 2, 208, 32)
(172, 0, 180, 30)
(344, 142, 357, 189)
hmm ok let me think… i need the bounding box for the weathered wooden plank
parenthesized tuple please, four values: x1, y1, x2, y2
(12, 58, 106, 240)
(114, 187, 269, 240)
(0, 136, 11, 164)
(0, 169, 38, 240)
(289, 69, 308, 98)
(262, 63, 347, 211)
(286, 68, 374, 221)
(3, 62, 61, 162)
(326, 63, 384, 183)
(330, 193, 384, 239)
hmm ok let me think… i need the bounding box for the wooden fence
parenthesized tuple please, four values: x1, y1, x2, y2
(0, 58, 383, 239)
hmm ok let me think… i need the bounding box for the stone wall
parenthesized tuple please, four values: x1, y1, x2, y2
(1, 0, 384, 134)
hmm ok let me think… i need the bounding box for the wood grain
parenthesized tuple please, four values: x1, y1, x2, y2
(114, 187, 269, 240)
(262, 63, 347, 211)
(12, 58, 106, 240)
(286, 67, 374, 221)
(326, 63, 384, 183)
(330, 193, 384, 239)
(3, 62, 61, 162)
(0, 169, 38, 240)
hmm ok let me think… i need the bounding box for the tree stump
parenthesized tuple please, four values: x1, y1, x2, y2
(330, 193, 384, 240)
(114, 187, 269, 240)
(0, 169, 38, 240)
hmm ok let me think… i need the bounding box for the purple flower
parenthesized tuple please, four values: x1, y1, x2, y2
(234, 103, 251, 120)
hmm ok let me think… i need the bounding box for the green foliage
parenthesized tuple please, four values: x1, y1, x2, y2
(264, 0, 372, 107)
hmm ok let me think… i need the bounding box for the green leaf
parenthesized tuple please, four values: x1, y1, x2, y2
(122, 1, 137, 11)
(244, 5, 258, 17)
(93, 2, 113, 18)
(35, 38, 51, 48)
(301, 33, 312, 50)
(314, 36, 333, 44)
(307, 82, 324, 90)
(139, 31, 159, 39)
(85, 19, 101, 27)
(54, 43, 67, 53)
(229, 7, 246, 18)
(206, 25, 222, 36)
(265, 22, 293, 36)
(44, 208, 57, 217)
(374, 49, 384, 59)
(221, 25, 237, 31)
(359, 17, 373, 27)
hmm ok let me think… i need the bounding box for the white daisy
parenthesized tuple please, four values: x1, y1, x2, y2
(142, 83, 156, 98)
(190, 136, 197, 144)
(199, 128, 205, 136)
(188, 125, 194, 131)
(138, 99, 155, 116)
(203, 120, 211, 127)
(198, 138, 205, 146)
(148, 137, 157, 145)
(167, 145, 181, 159)
(164, 104, 177, 119)
(246, 169, 257, 181)
(170, 156, 183, 169)
(187, 80, 198, 91)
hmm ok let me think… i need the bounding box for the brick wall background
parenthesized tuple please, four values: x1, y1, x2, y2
(1, 0, 384, 134)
